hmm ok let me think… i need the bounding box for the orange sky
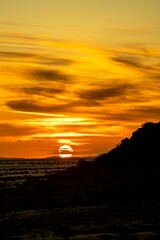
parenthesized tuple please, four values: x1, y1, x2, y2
(0, 0, 160, 158)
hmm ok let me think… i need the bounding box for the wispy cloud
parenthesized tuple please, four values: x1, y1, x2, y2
(6, 99, 70, 114)
(111, 48, 160, 75)
(112, 55, 149, 70)
(28, 69, 72, 82)
(0, 50, 74, 66)
(77, 83, 134, 104)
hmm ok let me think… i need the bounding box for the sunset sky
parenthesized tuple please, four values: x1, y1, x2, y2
(0, 0, 160, 158)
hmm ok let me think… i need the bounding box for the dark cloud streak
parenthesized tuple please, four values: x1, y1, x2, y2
(0, 50, 73, 66)
(112, 55, 149, 70)
(29, 69, 71, 82)
(78, 84, 133, 103)
(6, 99, 74, 114)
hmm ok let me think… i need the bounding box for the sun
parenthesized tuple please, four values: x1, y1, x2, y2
(58, 145, 73, 158)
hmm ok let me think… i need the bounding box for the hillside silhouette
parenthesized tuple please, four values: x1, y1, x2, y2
(91, 121, 160, 199)
(96, 121, 160, 171)
(1, 122, 160, 211)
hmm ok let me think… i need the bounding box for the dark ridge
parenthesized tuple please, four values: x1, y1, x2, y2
(0, 122, 160, 211)
(95, 121, 160, 172)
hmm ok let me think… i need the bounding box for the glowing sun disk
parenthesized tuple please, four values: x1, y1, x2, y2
(58, 145, 73, 158)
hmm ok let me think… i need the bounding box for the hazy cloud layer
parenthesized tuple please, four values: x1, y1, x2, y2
(132, 106, 160, 119)
(21, 86, 65, 97)
(96, 106, 160, 122)
(0, 123, 37, 136)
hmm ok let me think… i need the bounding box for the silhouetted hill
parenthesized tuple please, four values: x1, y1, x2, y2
(1, 122, 160, 211)
(61, 121, 160, 200)
(95, 122, 160, 173)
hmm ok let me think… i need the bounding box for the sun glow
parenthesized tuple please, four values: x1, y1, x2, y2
(58, 145, 73, 158)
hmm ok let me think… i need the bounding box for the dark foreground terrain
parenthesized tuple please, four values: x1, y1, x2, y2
(0, 122, 160, 239)
(1, 199, 160, 240)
